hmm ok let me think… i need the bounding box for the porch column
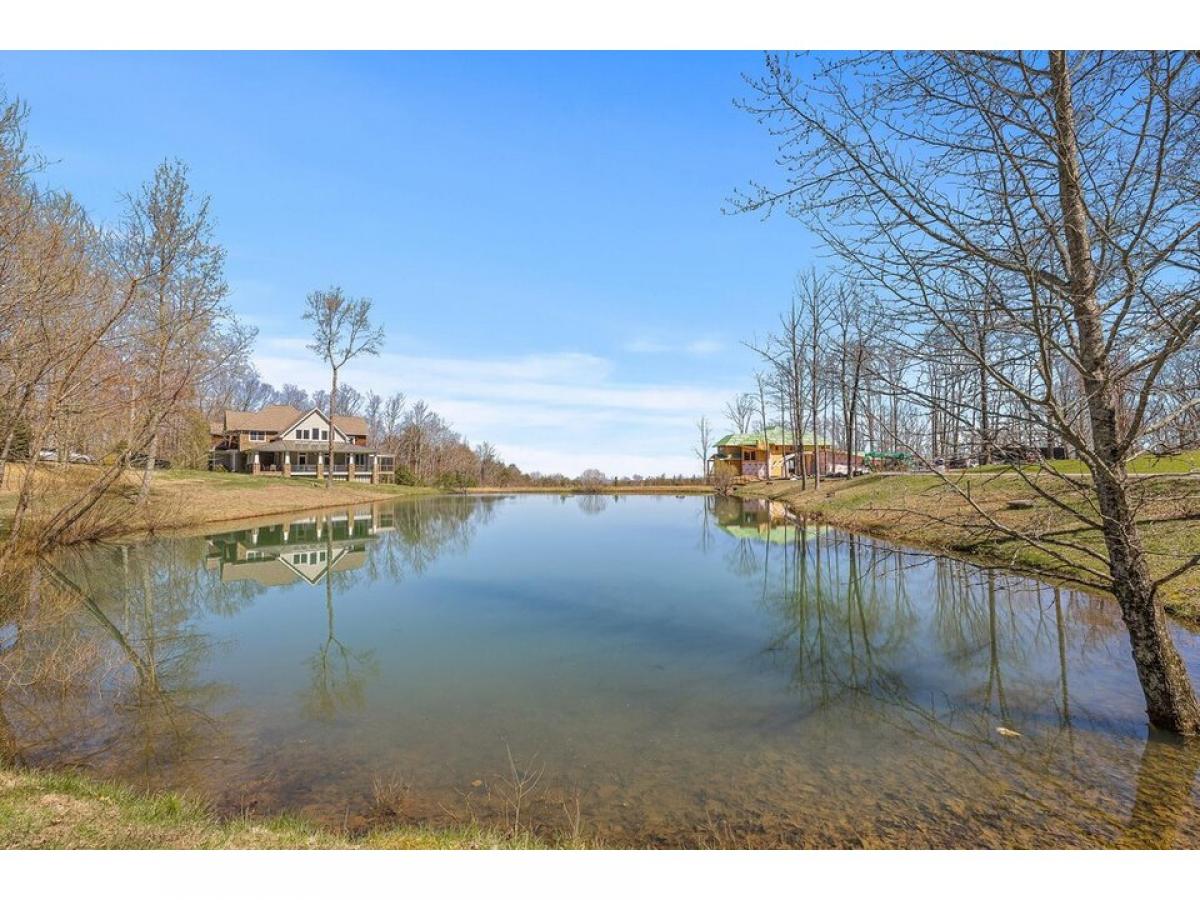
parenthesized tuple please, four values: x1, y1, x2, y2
(316, 453, 324, 479)
(251, 451, 260, 475)
(347, 454, 356, 481)
(371, 454, 379, 484)
(283, 450, 292, 477)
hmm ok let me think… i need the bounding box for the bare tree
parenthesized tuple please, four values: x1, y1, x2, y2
(303, 287, 384, 489)
(754, 371, 771, 481)
(578, 468, 607, 488)
(117, 160, 236, 504)
(832, 285, 878, 477)
(795, 271, 833, 488)
(276, 383, 312, 410)
(734, 51, 1200, 732)
(694, 415, 713, 480)
(380, 391, 406, 453)
(723, 393, 757, 434)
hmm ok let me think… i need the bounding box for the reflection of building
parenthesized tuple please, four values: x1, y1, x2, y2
(205, 505, 395, 586)
(712, 496, 802, 544)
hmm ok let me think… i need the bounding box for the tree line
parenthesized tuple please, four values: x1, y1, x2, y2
(719, 52, 1200, 734)
(0, 93, 532, 559)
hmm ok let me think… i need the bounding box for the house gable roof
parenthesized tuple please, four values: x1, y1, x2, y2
(278, 407, 350, 443)
(333, 414, 368, 436)
(224, 404, 304, 433)
(221, 404, 371, 439)
(714, 428, 827, 448)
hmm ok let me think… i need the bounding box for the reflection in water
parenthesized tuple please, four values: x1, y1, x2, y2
(1, 493, 1198, 847)
(303, 526, 378, 722)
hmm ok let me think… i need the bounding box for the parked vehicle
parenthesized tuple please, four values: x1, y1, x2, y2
(129, 453, 172, 469)
(37, 449, 95, 464)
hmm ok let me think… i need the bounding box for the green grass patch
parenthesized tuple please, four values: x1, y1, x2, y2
(0, 765, 579, 849)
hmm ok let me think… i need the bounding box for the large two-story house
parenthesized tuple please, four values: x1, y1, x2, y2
(209, 404, 395, 483)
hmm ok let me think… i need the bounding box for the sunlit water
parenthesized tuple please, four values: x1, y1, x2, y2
(2, 493, 1198, 847)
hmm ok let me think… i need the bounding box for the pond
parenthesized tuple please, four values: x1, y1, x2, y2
(2, 493, 1199, 848)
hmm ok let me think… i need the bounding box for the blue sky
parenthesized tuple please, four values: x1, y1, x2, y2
(1, 52, 819, 476)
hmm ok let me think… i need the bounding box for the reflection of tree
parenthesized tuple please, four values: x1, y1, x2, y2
(6, 547, 233, 784)
(372, 495, 501, 579)
(757, 525, 920, 712)
(302, 530, 377, 721)
(724, 538, 760, 578)
(1116, 732, 1200, 848)
(576, 494, 608, 516)
(696, 495, 715, 555)
(721, 496, 1170, 844)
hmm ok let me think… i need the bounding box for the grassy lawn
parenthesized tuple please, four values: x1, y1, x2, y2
(0, 464, 441, 545)
(737, 466, 1200, 621)
(0, 765, 573, 849)
(972, 449, 1200, 477)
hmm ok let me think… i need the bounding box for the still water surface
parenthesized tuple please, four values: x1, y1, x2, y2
(3, 493, 1199, 847)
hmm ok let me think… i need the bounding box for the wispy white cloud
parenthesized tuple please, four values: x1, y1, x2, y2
(253, 341, 731, 477)
(622, 335, 723, 357)
(684, 338, 723, 356)
(492, 445, 699, 479)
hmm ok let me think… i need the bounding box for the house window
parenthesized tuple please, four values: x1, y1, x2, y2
(321, 429, 328, 440)
(297, 454, 307, 466)
(249, 431, 264, 442)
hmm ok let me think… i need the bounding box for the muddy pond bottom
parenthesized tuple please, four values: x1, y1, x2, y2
(3, 493, 1199, 847)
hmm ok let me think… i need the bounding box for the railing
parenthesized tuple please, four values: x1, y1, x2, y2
(291, 464, 317, 474)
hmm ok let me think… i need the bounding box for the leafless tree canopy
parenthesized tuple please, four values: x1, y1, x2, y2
(732, 51, 1200, 733)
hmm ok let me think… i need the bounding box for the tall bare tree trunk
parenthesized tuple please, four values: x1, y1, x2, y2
(138, 430, 159, 504)
(325, 366, 338, 489)
(1050, 50, 1200, 734)
(810, 316, 821, 489)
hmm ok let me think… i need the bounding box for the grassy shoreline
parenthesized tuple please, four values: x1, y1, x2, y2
(734, 469, 1200, 622)
(1, 466, 713, 548)
(0, 465, 442, 546)
(0, 764, 580, 849)
(466, 484, 711, 495)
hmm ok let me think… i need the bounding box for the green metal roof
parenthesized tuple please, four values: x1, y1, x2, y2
(714, 427, 824, 447)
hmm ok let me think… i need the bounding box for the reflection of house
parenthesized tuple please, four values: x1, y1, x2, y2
(710, 428, 834, 480)
(204, 505, 396, 587)
(208, 404, 395, 482)
(713, 496, 801, 544)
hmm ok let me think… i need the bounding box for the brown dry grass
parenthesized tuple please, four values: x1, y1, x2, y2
(0, 463, 438, 546)
(468, 484, 712, 495)
(0, 764, 571, 849)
